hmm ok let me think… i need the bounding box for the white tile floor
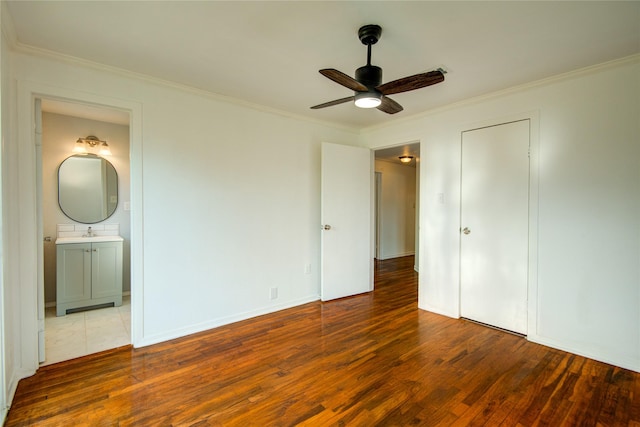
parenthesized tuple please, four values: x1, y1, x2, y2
(43, 296, 131, 366)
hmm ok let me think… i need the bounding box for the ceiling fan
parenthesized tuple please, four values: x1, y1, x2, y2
(311, 24, 445, 114)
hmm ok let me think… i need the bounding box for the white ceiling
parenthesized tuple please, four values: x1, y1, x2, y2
(5, 1, 640, 131)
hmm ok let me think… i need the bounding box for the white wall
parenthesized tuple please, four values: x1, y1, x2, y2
(41, 112, 131, 301)
(362, 57, 640, 372)
(3, 44, 360, 394)
(0, 3, 7, 420)
(374, 160, 416, 260)
(1, 6, 24, 413)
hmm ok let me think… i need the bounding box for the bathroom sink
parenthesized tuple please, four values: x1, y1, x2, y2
(55, 235, 124, 244)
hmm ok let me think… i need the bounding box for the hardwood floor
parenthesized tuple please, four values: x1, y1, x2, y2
(6, 256, 639, 426)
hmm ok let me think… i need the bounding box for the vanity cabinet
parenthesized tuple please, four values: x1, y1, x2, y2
(56, 240, 123, 316)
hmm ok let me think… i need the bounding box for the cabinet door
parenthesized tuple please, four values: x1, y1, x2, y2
(57, 243, 92, 303)
(91, 241, 123, 299)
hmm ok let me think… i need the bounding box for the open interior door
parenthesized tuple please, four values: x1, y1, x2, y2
(321, 142, 373, 301)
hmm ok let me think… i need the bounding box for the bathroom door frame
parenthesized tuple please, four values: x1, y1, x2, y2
(17, 80, 143, 374)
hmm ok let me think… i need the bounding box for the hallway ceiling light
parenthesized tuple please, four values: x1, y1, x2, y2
(399, 155, 414, 164)
(74, 135, 111, 156)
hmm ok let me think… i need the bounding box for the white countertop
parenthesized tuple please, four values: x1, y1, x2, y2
(56, 235, 124, 244)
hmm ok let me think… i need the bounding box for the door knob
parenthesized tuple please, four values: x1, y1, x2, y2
(462, 227, 470, 235)
(322, 225, 332, 230)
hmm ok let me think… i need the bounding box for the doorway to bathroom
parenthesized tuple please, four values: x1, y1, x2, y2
(37, 98, 132, 365)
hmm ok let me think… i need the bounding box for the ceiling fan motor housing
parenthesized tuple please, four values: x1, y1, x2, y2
(356, 65, 382, 89)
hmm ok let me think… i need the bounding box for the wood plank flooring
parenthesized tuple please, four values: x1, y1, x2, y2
(6, 256, 639, 426)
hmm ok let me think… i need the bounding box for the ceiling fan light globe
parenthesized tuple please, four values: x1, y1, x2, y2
(354, 92, 382, 108)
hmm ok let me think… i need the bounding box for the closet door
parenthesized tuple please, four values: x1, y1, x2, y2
(460, 120, 530, 334)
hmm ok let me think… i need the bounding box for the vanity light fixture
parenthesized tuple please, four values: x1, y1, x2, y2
(399, 155, 414, 164)
(74, 135, 111, 156)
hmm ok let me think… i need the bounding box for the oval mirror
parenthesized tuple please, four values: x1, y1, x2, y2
(58, 154, 118, 223)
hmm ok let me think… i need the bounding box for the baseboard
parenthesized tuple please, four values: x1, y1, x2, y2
(135, 294, 321, 348)
(527, 334, 640, 373)
(378, 251, 415, 261)
(46, 290, 130, 308)
(418, 303, 459, 319)
(5, 367, 36, 418)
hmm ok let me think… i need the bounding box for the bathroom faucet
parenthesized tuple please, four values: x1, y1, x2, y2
(86, 226, 93, 237)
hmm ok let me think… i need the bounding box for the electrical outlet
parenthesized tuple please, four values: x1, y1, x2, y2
(304, 264, 311, 274)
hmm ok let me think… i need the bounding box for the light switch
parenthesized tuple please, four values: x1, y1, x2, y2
(437, 193, 445, 204)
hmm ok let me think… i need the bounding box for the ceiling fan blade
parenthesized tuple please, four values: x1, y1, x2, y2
(376, 70, 445, 95)
(310, 96, 355, 110)
(319, 69, 368, 92)
(377, 96, 403, 114)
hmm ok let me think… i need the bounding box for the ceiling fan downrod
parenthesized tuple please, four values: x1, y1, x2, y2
(359, 24, 381, 66)
(356, 24, 383, 89)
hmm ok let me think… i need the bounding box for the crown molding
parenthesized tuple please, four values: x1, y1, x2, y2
(8, 38, 360, 136)
(362, 54, 640, 134)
